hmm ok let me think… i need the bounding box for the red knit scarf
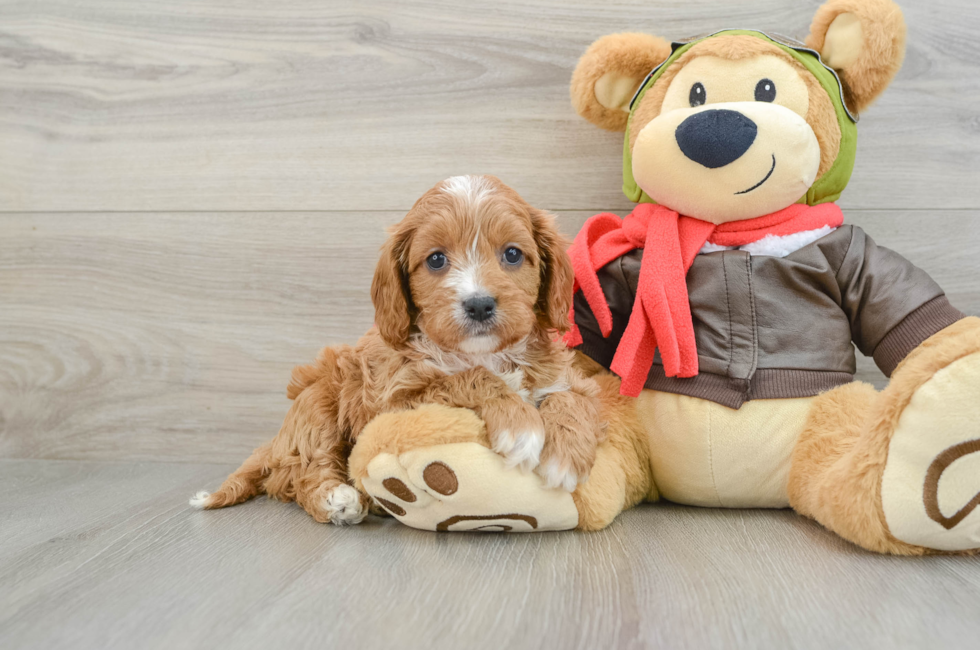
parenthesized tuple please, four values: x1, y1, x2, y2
(565, 202, 845, 397)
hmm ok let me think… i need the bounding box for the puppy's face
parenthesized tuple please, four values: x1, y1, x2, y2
(371, 175, 573, 353)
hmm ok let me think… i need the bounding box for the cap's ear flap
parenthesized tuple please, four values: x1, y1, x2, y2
(529, 208, 574, 333)
(571, 32, 672, 132)
(371, 221, 416, 348)
(806, 0, 906, 114)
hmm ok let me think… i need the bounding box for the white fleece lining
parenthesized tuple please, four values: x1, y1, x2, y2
(699, 226, 836, 258)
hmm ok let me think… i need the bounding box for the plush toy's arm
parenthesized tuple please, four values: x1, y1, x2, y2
(570, 253, 638, 370)
(834, 226, 965, 376)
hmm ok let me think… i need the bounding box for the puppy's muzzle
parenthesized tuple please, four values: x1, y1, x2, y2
(462, 295, 496, 323)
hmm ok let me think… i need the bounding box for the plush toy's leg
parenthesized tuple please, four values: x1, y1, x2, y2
(789, 317, 980, 554)
(571, 373, 656, 530)
(348, 376, 651, 533)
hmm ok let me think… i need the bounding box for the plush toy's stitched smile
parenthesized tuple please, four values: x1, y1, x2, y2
(735, 154, 777, 195)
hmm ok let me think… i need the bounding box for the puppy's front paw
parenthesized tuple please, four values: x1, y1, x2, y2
(537, 457, 586, 493)
(490, 427, 546, 472)
(535, 397, 601, 492)
(483, 400, 546, 472)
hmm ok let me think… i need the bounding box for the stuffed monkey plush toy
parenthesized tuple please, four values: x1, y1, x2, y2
(350, 0, 980, 554)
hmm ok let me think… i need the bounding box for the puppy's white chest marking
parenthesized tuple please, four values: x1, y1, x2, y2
(412, 335, 534, 400)
(497, 369, 526, 392)
(532, 380, 571, 407)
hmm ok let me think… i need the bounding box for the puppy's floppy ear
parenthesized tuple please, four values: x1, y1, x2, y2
(530, 209, 574, 333)
(571, 33, 672, 132)
(806, 0, 906, 114)
(371, 220, 416, 348)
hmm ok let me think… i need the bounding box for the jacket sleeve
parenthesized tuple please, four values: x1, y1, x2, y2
(834, 226, 964, 376)
(572, 252, 641, 370)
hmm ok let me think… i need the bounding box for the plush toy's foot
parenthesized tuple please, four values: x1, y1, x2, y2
(348, 405, 579, 532)
(790, 318, 980, 555)
(361, 442, 580, 532)
(880, 349, 980, 551)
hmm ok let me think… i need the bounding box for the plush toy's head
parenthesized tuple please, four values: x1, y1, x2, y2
(571, 0, 906, 223)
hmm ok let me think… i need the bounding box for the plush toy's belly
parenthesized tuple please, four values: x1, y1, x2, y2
(635, 390, 815, 508)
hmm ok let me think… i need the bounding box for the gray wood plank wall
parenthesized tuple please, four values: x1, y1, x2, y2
(2, 210, 979, 463)
(2, 0, 979, 213)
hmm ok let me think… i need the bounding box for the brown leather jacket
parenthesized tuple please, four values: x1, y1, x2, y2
(573, 225, 964, 408)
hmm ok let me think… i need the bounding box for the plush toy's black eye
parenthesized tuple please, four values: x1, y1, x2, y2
(689, 82, 706, 107)
(503, 247, 524, 266)
(426, 251, 447, 271)
(755, 79, 776, 102)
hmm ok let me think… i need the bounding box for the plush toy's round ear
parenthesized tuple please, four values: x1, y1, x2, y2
(571, 33, 672, 132)
(806, 0, 906, 114)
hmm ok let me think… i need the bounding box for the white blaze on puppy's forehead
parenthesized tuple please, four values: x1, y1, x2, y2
(437, 176, 496, 304)
(469, 230, 480, 258)
(441, 175, 495, 208)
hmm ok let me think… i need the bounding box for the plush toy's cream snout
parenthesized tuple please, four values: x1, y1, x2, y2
(634, 101, 821, 224)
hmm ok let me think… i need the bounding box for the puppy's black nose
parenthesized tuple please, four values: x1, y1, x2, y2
(675, 109, 758, 169)
(463, 296, 496, 323)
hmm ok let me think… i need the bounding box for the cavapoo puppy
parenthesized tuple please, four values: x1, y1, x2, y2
(190, 175, 604, 525)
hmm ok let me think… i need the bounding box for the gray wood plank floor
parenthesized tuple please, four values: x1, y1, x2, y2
(3, 459, 980, 650)
(2, 0, 979, 647)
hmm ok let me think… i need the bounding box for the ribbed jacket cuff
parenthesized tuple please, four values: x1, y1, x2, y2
(873, 296, 965, 376)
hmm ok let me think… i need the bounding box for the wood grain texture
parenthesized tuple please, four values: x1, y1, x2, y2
(1, 0, 978, 212)
(2, 210, 977, 463)
(1, 459, 979, 650)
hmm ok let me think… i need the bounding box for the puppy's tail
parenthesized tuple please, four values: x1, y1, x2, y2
(189, 442, 274, 510)
(286, 346, 340, 400)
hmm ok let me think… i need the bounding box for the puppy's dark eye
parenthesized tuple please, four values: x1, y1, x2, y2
(426, 252, 447, 271)
(503, 247, 523, 266)
(689, 82, 706, 107)
(755, 79, 776, 102)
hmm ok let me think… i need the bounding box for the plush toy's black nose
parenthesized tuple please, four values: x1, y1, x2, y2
(463, 295, 496, 322)
(675, 109, 758, 169)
